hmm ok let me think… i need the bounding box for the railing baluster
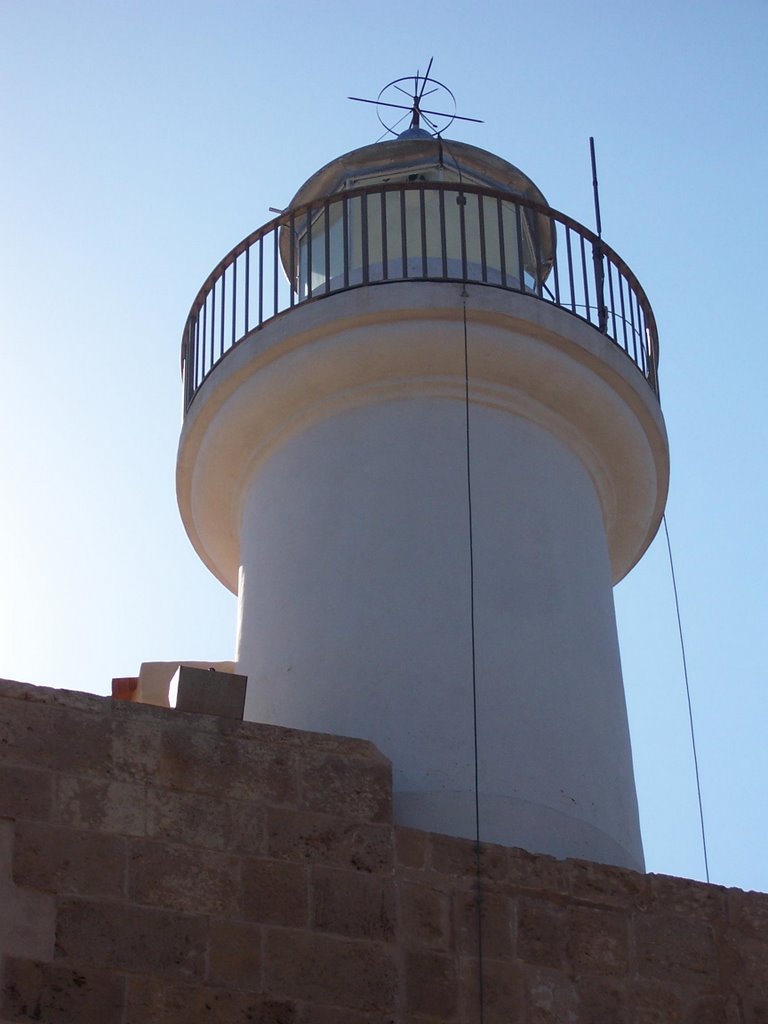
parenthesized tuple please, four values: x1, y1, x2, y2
(458, 190, 467, 282)
(628, 285, 638, 364)
(532, 210, 543, 298)
(497, 197, 507, 288)
(439, 189, 448, 279)
(201, 297, 207, 383)
(232, 255, 237, 347)
(400, 188, 408, 278)
(307, 204, 313, 299)
(342, 199, 349, 290)
(380, 190, 388, 281)
(273, 223, 279, 316)
(419, 187, 427, 278)
(551, 220, 561, 306)
(220, 269, 226, 359)
(618, 271, 629, 353)
(606, 258, 618, 341)
(579, 234, 591, 326)
(324, 199, 331, 294)
(289, 212, 296, 307)
(244, 246, 250, 332)
(361, 193, 369, 286)
(478, 194, 487, 284)
(258, 235, 264, 326)
(515, 203, 524, 294)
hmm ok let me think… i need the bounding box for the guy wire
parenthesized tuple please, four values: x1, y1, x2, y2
(663, 514, 710, 883)
(462, 290, 485, 1022)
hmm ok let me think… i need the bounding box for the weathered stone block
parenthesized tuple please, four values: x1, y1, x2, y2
(522, 965, 580, 1024)
(0, 701, 109, 777)
(629, 980, 684, 1024)
(394, 827, 428, 869)
(429, 833, 506, 881)
(157, 726, 298, 805)
(459, 959, 525, 1023)
(566, 905, 629, 976)
(146, 786, 264, 854)
(635, 912, 718, 985)
(55, 776, 146, 836)
(568, 857, 648, 910)
(575, 976, 629, 1023)
(2, 957, 125, 1024)
(172, 666, 248, 720)
(0, 821, 56, 963)
(13, 822, 127, 899)
(404, 947, 458, 1018)
(398, 880, 452, 949)
(124, 975, 296, 1024)
(299, 753, 391, 823)
(507, 847, 568, 896)
(455, 889, 513, 959)
(266, 808, 393, 873)
(264, 928, 397, 1011)
(207, 918, 263, 990)
(312, 866, 395, 941)
(241, 858, 309, 926)
(517, 897, 567, 969)
(108, 711, 162, 783)
(648, 872, 726, 924)
(54, 898, 208, 978)
(127, 838, 238, 914)
(0, 764, 52, 822)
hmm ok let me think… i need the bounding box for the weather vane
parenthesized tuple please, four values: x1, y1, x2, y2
(349, 58, 483, 139)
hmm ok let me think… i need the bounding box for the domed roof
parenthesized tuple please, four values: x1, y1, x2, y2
(286, 136, 549, 209)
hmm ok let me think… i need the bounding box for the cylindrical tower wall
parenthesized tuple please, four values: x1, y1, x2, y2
(236, 395, 643, 870)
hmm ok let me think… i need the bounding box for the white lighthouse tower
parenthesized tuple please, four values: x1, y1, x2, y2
(176, 78, 668, 873)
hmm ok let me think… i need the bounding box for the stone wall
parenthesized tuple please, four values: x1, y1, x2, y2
(0, 678, 765, 1023)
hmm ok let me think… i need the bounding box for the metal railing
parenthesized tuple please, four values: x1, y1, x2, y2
(181, 182, 659, 411)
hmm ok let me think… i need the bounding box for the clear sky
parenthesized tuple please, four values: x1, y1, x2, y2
(1, 0, 766, 893)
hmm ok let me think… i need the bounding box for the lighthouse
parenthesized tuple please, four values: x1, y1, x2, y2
(175, 78, 668, 873)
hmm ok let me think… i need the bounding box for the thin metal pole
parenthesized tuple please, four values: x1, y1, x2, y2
(590, 137, 608, 332)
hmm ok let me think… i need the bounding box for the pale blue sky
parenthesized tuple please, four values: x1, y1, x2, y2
(1, 0, 766, 892)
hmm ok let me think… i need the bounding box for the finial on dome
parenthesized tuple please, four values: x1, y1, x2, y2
(348, 59, 483, 140)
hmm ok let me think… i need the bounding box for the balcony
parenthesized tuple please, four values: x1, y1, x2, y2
(181, 182, 659, 412)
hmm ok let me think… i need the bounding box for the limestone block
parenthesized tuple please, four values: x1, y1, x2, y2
(0, 765, 52, 823)
(240, 858, 309, 927)
(263, 928, 398, 1011)
(635, 912, 719, 985)
(266, 808, 393, 873)
(207, 919, 263, 990)
(2, 958, 124, 1024)
(460, 957, 526, 1024)
(517, 897, 567, 969)
(394, 826, 428, 869)
(398, 880, 452, 950)
(127, 839, 239, 915)
(171, 665, 247, 720)
(455, 889, 513, 959)
(312, 865, 395, 941)
(157, 725, 298, 804)
(565, 905, 629, 976)
(298, 752, 392, 824)
(13, 822, 127, 900)
(54, 776, 146, 837)
(403, 947, 458, 1018)
(0, 822, 55, 964)
(54, 898, 208, 978)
